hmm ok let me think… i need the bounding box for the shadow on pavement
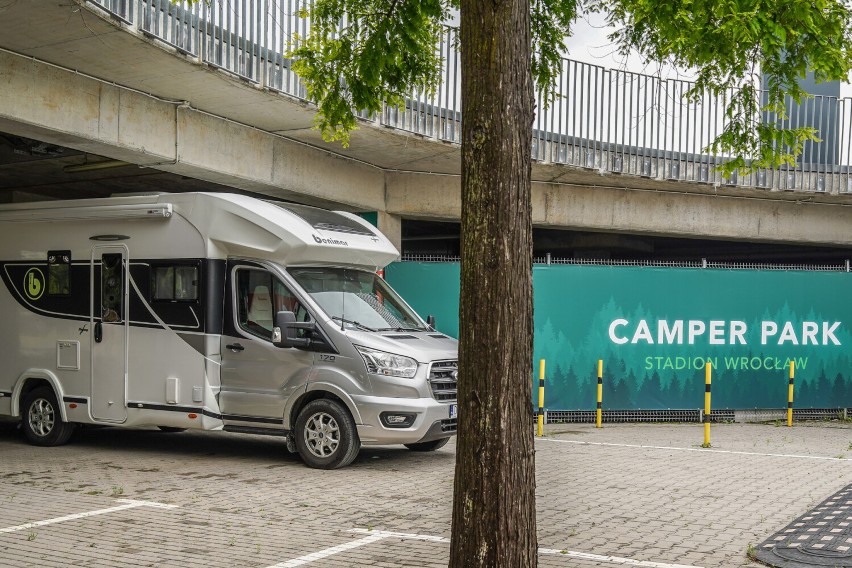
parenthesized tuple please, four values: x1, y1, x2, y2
(0, 421, 455, 471)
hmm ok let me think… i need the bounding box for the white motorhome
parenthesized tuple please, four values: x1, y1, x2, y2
(0, 193, 458, 469)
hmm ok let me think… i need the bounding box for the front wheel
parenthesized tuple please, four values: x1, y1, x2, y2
(21, 387, 75, 447)
(294, 399, 360, 469)
(404, 437, 450, 452)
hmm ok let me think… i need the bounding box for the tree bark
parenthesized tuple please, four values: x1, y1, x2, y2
(449, 0, 536, 565)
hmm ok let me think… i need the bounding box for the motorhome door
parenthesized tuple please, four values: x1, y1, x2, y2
(220, 265, 314, 425)
(90, 246, 128, 422)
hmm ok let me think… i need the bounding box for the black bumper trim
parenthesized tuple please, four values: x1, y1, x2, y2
(63, 396, 88, 404)
(128, 401, 223, 420)
(415, 418, 457, 444)
(221, 414, 283, 425)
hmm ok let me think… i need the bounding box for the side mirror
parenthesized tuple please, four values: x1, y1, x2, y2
(426, 315, 436, 330)
(272, 311, 316, 349)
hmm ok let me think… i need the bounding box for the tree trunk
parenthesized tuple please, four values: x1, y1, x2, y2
(449, 0, 536, 565)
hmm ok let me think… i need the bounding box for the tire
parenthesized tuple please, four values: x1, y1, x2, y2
(157, 426, 186, 433)
(21, 387, 75, 447)
(294, 399, 360, 469)
(404, 437, 450, 452)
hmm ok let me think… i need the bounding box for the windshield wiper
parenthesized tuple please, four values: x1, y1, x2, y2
(331, 316, 376, 332)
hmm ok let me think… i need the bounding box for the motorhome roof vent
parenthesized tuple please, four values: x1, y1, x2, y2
(274, 202, 376, 236)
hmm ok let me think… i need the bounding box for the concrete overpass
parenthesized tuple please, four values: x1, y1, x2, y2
(1, 0, 852, 256)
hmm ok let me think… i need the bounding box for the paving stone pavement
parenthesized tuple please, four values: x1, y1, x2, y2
(0, 420, 850, 568)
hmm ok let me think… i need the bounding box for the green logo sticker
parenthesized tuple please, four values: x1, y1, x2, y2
(23, 268, 45, 301)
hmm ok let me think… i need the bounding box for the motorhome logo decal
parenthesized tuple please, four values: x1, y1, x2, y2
(23, 268, 44, 300)
(312, 234, 349, 246)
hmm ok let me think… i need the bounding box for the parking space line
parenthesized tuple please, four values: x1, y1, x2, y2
(539, 547, 703, 568)
(269, 528, 701, 568)
(0, 498, 177, 534)
(349, 528, 450, 542)
(350, 529, 701, 568)
(268, 533, 388, 567)
(538, 437, 852, 461)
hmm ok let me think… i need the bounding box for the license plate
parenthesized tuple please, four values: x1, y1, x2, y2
(449, 404, 457, 419)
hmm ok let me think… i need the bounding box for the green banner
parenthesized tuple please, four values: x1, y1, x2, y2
(386, 262, 852, 410)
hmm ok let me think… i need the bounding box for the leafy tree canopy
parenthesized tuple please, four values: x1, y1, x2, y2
(290, 0, 575, 145)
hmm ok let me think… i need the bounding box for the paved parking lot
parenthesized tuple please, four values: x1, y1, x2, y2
(0, 419, 850, 567)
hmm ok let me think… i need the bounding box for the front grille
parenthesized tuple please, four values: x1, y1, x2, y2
(429, 360, 457, 402)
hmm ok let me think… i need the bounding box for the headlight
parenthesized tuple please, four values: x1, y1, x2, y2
(355, 346, 418, 378)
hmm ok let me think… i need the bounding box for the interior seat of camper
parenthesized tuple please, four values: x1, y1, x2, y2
(247, 285, 273, 331)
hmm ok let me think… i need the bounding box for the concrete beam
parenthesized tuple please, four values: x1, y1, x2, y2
(0, 50, 385, 211)
(386, 172, 852, 247)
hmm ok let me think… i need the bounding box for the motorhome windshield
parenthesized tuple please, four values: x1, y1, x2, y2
(288, 267, 427, 331)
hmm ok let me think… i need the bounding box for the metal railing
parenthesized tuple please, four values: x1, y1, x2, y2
(88, 0, 852, 194)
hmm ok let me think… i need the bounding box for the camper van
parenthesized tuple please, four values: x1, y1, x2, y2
(0, 192, 458, 469)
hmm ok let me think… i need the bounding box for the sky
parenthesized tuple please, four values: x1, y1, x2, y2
(562, 10, 851, 97)
(562, 11, 695, 79)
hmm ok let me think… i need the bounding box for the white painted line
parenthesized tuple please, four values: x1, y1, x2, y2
(0, 499, 177, 534)
(269, 533, 387, 567)
(271, 528, 701, 568)
(114, 498, 178, 509)
(350, 528, 450, 543)
(348, 529, 701, 568)
(540, 547, 703, 568)
(538, 437, 852, 461)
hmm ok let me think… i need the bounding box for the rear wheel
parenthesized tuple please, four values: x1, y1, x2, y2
(294, 399, 360, 469)
(21, 387, 75, 447)
(404, 437, 450, 452)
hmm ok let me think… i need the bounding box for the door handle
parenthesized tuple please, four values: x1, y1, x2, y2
(226, 343, 245, 352)
(94, 321, 103, 343)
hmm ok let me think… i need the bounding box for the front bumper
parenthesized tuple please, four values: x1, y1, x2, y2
(351, 394, 457, 445)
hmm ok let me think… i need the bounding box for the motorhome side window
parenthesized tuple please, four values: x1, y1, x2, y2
(235, 269, 309, 340)
(152, 265, 199, 302)
(47, 250, 71, 296)
(100, 253, 123, 323)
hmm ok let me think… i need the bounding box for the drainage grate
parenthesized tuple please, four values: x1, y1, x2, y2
(753, 483, 852, 567)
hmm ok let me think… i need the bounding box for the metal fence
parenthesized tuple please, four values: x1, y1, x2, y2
(540, 408, 849, 424)
(88, 0, 852, 194)
(401, 254, 852, 272)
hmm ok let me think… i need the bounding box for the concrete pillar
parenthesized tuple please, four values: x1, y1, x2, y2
(376, 211, 403, 257)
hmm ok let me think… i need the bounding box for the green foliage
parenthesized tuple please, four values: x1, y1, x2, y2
(289, 0, 452, 146)
(591, 0, 852, 173)
(289, 0, 576, 144)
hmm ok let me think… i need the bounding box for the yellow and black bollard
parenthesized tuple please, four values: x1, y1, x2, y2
(788, 360, 795, 427)
(596, 359, 603, 428)
(703, 361, 712, 447)
(537, 359, 545, 437)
